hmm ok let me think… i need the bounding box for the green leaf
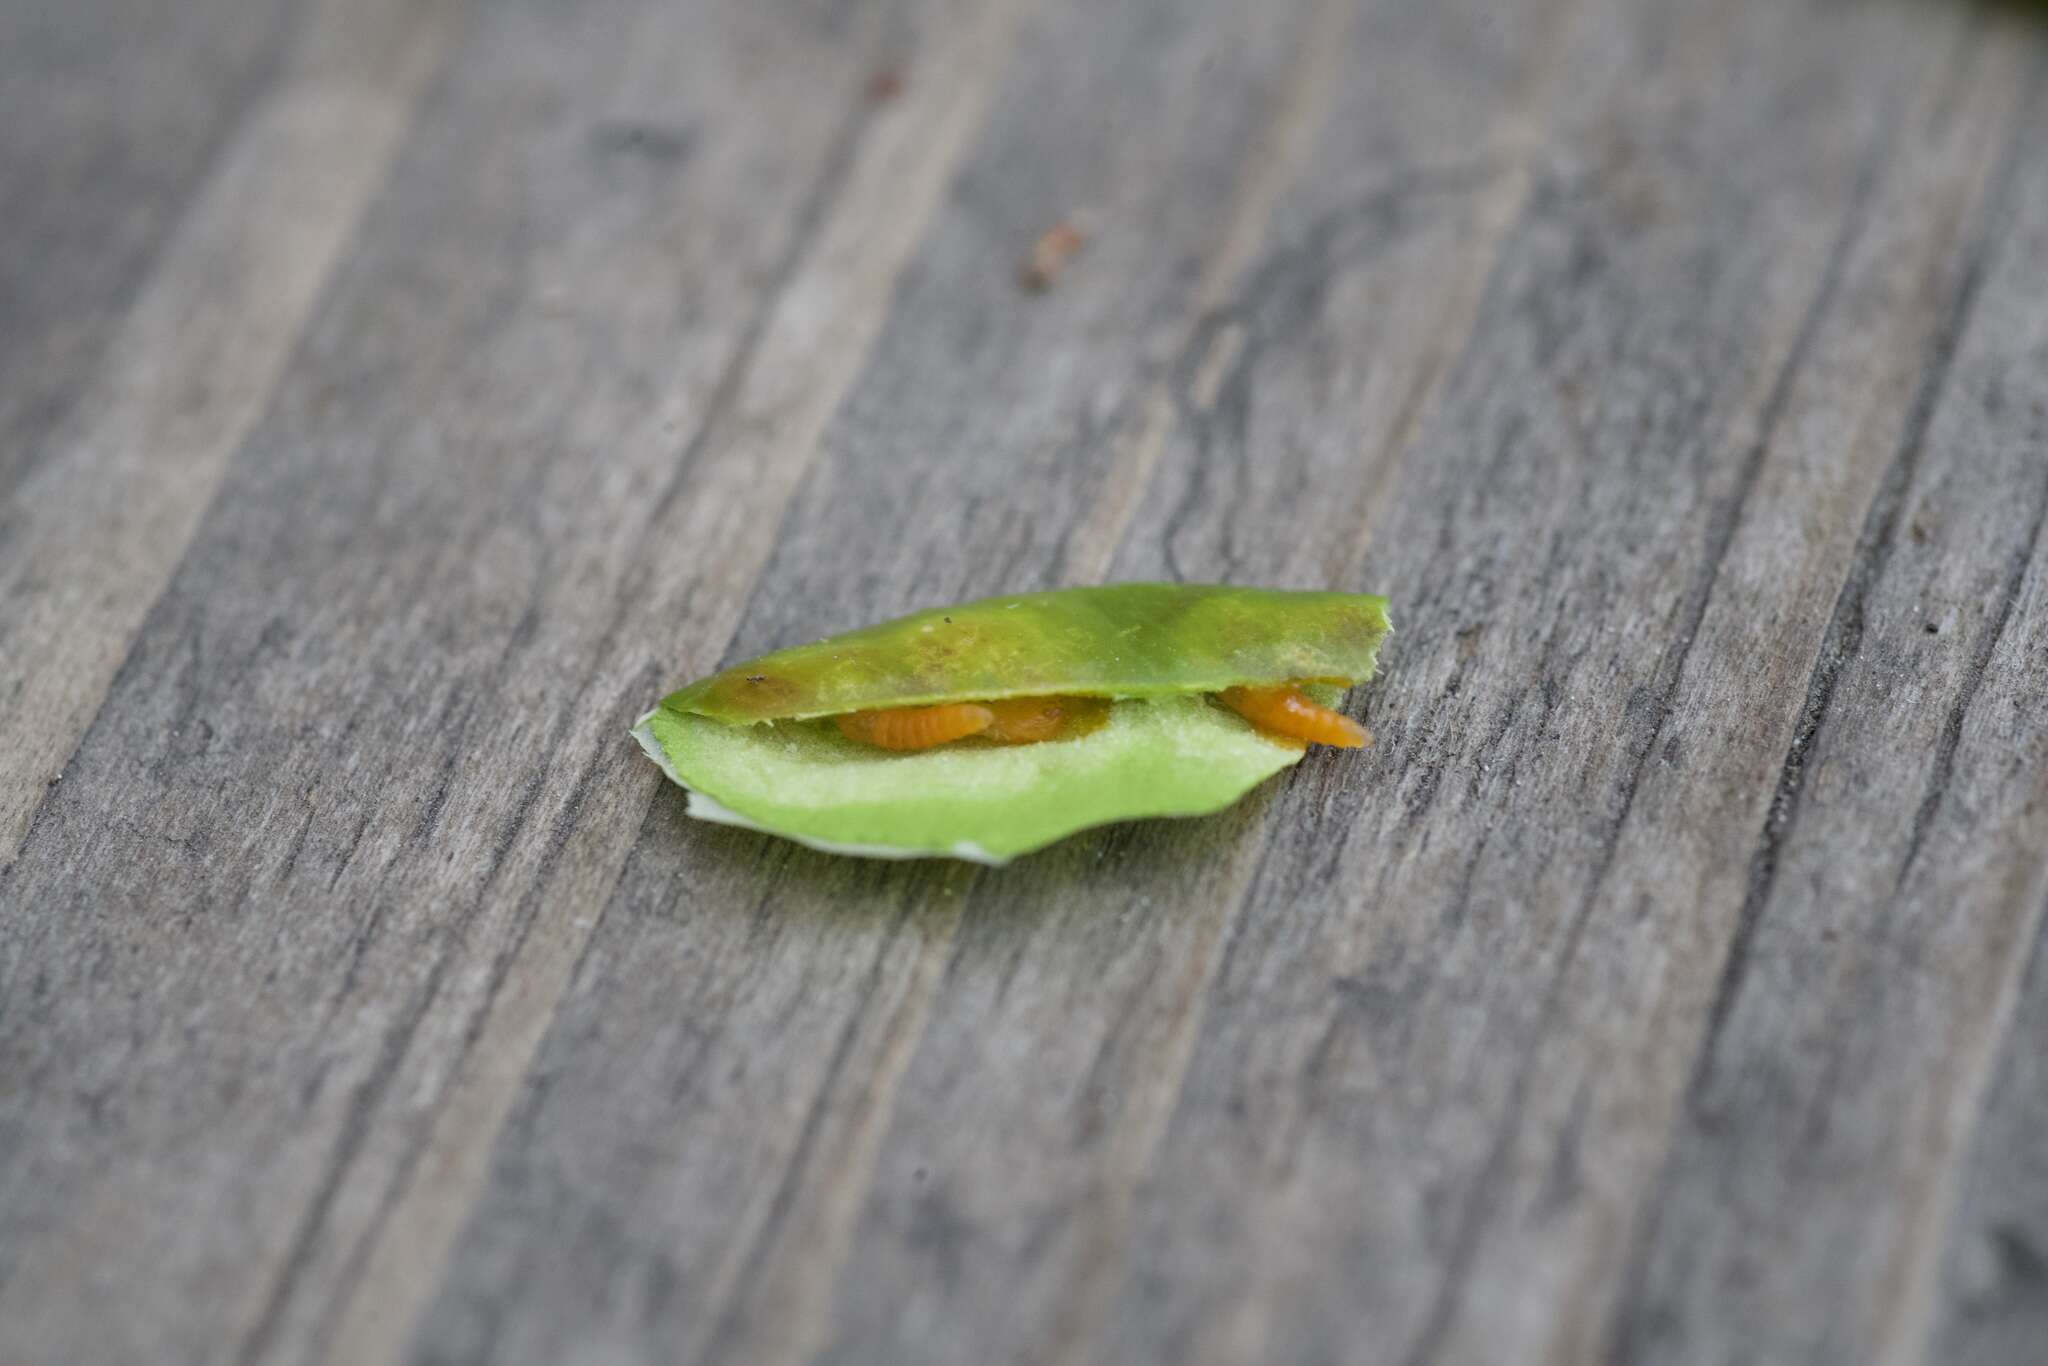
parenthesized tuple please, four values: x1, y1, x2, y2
(661, 583, 1390, 723)
(635, 583, 1391, 863)
(633, 695, 1311, 865)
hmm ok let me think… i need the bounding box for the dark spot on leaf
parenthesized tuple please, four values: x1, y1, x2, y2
(746, 674, 767, 684)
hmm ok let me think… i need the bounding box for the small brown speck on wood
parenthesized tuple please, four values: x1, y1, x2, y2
(1019, 222, 1085, 291)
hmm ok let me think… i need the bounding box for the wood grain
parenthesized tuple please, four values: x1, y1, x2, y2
(323, 3, 1029, 1360)
(1933, 915, 2048, 1366)
(2, 0, 1002, 1358)
(0, 0, 458, 859)
(2, 0, 2046, 1363)
(1614, 43, 2048, 1365)
(413, 0, 1369, 1357)
(0, 0, 307, 496)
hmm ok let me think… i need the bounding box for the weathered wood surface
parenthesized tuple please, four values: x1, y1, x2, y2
(2, 0, 2044, 1362)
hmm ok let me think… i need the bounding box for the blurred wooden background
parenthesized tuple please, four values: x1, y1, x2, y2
(3, 0, 2046, 1361)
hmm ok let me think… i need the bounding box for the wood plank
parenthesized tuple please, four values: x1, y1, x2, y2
(686, 0, 2033, 1362)
(1609, 49, 2048, 1365)
(0, 0, 305, 494)
(815, 0, 1618, 1358)
(1931, 919, 2048, 1366)
(5, 0, 2043, 1362)
(807, 0, 2035, 1362)
(1917, 86, 2048, 1365)
(1186, 5, 2040, 1362)
(0, 0, 461, 860)
(403, 0, 1623, 1361)
(405, 0, 1389, 1359)
(320, 4, 1030, 1361)
(0, 0, 1014, 1359)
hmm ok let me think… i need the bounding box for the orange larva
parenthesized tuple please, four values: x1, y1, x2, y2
(1217, 685, 1370, 749)
(832, 687, 1362, 752)
(836, 702, 994, 751)
(833, 696, 1109, 750)
(979, 695, 1109, 744)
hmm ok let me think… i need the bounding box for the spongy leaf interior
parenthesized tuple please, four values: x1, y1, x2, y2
(635, 695, 1309, 864)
